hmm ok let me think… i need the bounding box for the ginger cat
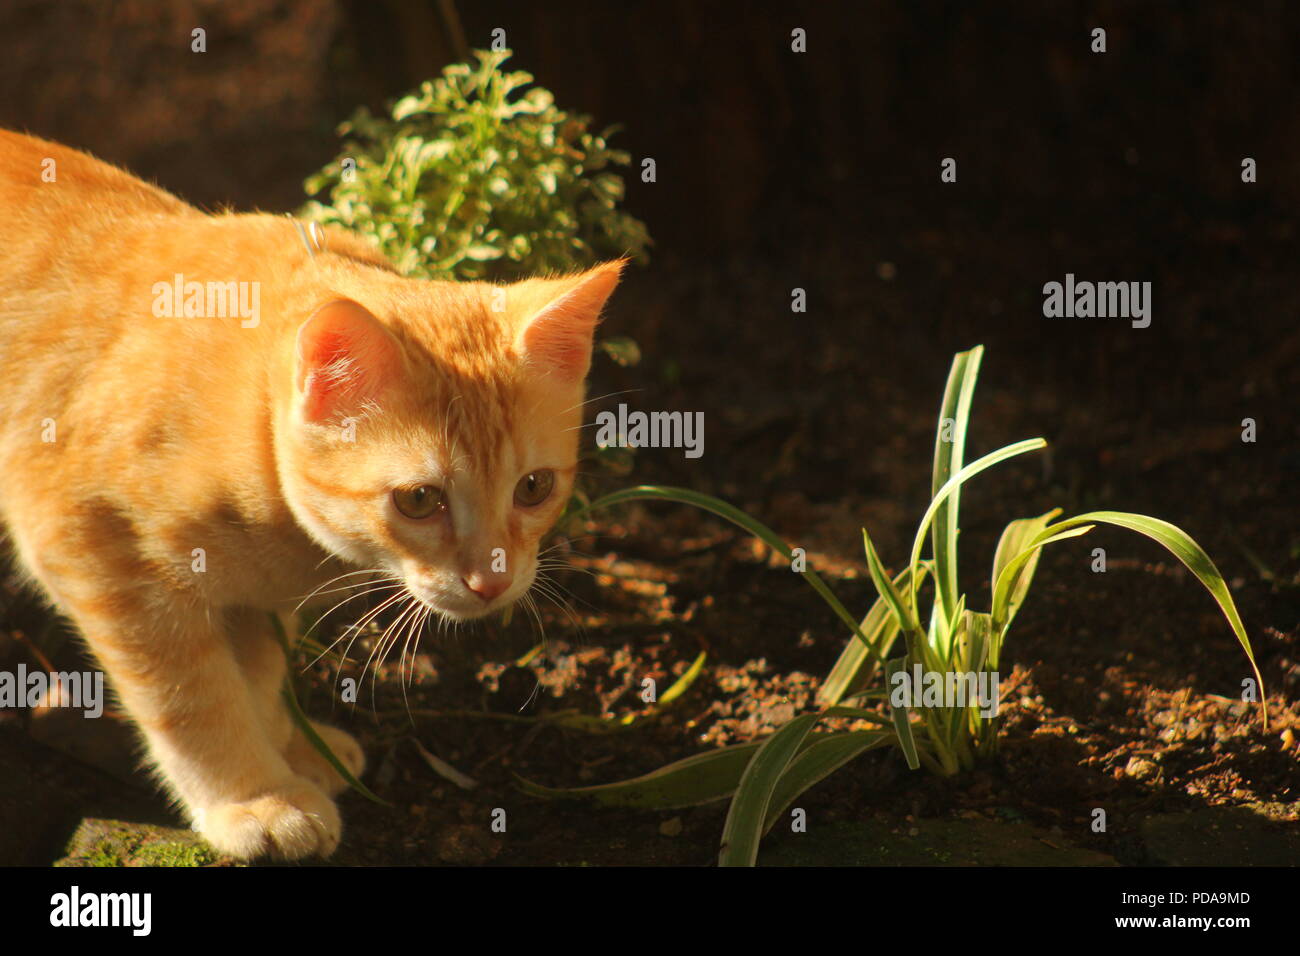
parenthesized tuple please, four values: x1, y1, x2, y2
(0, 129, 623, 859)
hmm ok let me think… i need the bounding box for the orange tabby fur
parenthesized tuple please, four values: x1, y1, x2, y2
(0, 129, 623, 859)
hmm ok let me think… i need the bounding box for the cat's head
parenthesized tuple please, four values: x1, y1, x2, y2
(277, 260, 624, 620)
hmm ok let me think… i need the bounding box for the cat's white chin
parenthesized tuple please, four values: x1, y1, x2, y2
(409, 588, 514, 622)
(439, 599, 512, 622)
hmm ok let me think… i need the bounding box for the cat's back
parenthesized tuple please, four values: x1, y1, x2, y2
(0, 128, 193, 221)
(0, 129, 202, 344)
(0, 130, 193, 423)
(0, 132, 227, 498)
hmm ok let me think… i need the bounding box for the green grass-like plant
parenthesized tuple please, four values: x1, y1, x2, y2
(300, 48, 650, 281)
(521, 345, 1268, 865)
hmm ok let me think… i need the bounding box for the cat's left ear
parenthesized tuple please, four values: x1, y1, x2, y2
(514, 260, 626, 382)
(295, 299, 403, 423)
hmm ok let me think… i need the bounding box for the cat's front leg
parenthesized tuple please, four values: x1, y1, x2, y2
(230, 608, 367, 796)
(75, 600, 343, 860)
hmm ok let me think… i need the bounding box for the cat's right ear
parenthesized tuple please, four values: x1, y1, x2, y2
(513, 259, 625, 383)
(295, 300, 402, 423)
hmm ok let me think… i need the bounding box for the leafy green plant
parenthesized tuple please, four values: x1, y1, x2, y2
(522, 345, 1268, 865)
(301, 48, 650, 281)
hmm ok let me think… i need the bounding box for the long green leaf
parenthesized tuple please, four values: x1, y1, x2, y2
(907, 438, 1047, 615)
(943, 592, 968, 669)
(268, 613, 391, 806)
(990, 509, 1069, 633)
(931, 346, 983, 631)
(605, 649, 708, 728)
(992, 509, 1061, 584)
(992, 512, 1268, 725)
(719, 714, 822, 866)
(885, 658, 921, 770)
(820, 705, 895, 725)
(656, 649, 707, 707)
(817, 563, 930, 707)
(960, 610, 992, 676)
(986, 524, 1096, 669)
(579, 486, 885, 667)
(516, 741, 762, 809)
(760, 730, 893, 835)
(1069, 512, 1268, 725)
(863, 530, 925, 644)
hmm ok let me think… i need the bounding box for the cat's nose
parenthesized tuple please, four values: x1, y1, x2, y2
(462, 571, 510, 602)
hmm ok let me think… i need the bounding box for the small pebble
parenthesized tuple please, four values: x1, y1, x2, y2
(659, 817, 683, 837)
(1125, 756, 1159, 781)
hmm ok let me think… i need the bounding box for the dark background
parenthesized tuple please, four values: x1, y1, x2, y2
(1, 0, 1297, 867)
(2, 0, 1296, 486)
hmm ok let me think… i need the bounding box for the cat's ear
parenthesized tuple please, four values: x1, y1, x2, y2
(295, 300, 403, 422)
(514, 260, 625, 382)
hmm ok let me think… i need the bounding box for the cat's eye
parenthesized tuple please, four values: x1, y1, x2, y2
(392, 484, 446, 520)
(514, 470, 555, 508)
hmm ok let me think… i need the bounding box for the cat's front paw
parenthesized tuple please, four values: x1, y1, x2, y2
(285, 721, 366, 796)
(199, 779, 341, 860)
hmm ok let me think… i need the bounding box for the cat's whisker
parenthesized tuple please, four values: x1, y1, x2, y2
(297, 574, 402, 606)
(537, 592, 590, 647)
(292, 567, 397, 612)
(299, 582, 407, 660)
(400, 604, 426, 690)
(312, 552, 342, 572)
(374, 594, 422, 669)
(327, 588, 412, 678)
(517, 656, 544, 714)
(534, 567, 591, 614)
(299, 574, 400, 606)
(558, 387, 645, 417)
(361, 594, 417, 714)
(294, 566, 388, 599)
(398, 604, 434, 722)
(529, 572, 587, 638)
(340, 588, 410, 640)
(534, 541, 587, 564)
(535, 558, 594, 578)
(300, 581, 405, 636)
(531, 585, 578, 630)
(520, 592, 547, 652)
(375, 596, 423, 678)
(541, 539, 607, 560)
(304, 585, 407, 673)
(533, 542, 595, 579)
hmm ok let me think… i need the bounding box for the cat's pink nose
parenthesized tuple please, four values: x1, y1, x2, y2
(463, 572, 510, 602)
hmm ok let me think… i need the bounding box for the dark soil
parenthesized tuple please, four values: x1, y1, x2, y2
(4, 210, 1298, 865)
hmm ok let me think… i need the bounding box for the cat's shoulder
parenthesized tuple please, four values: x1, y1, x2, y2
(0, 127, 192, 216)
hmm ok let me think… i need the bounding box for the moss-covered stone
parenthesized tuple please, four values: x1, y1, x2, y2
(54, 817, 231, 868)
